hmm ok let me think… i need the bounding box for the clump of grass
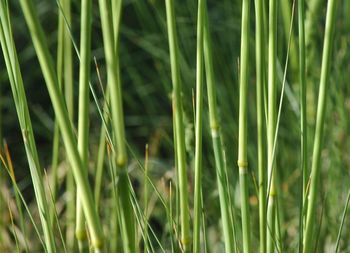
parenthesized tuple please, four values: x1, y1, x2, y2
(0, 0, 348, 252)
(17, 0, 104, 251)
(0, 1, 56, 252)
(98, 0, 136, 252)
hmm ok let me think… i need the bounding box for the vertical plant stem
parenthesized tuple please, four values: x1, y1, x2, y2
(49, 0, 66, 226)
(98, 1, 136, 252)
(298, 0, 307, 242)
(165, 0, 191, 251)
(254, 0, 267, 252)
(75, 0, 92, 251)
(266, 0, 278, 252)
(238, 0, 251, 252)
(18, 0, 104, 250)
(193, 0, 204, 251)
(203, 3, 235, 253)
(56, 0, 76, 250)
(0, 2, 57, 252)
(303, 0, 337, 252)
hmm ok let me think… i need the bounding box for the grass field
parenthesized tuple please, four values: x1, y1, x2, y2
(0, 0, 350, 252)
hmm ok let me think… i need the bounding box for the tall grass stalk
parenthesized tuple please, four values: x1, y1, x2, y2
(254, 0, 267, 252)
(203, 3, 236, 253)
(165, 0, 191, 251)
(53, 1, 76, 249)
(238, 0, 252, 252)
(298, 0, 307, 240)
(95, 0, 121, 208)
(193, 0, 204, 251)
(98, 1, 136, 252)
(0, 2, 57, 252)
(18, 0, 104, 250)
(75, 0, 92, 251)
(266, 0, 278, 252)
(303, 0, 337, 252)
(49, 0, 65, 226)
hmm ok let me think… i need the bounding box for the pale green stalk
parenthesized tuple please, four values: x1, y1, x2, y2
(298, 0, 307, 243)
(165, 0, 191, 251)
(0, 2, 56, 252)
(98, 0, 126, 167)
(303, 0, 337, 252)
(98, 1, 136, 252)
(49, 0, 65, 226)
(193, 0, 204, 251)
(18, 0, 104, 250)
(94, 1, 121, 208)
(238, 0, 251, 252)
(203, 3, 235, 253)
(75, 0, 92, 251)
(267, 0, 278, 252)
(254, 0, 267, 252)
(55, 1, 76, 250)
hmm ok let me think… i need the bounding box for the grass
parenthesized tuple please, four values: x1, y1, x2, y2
(237, 0, 252, 252)
(0, 0, 349, 252)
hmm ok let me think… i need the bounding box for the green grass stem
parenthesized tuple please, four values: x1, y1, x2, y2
(238, 0, 252, 252)
(266, 0, 278, 252)
(254, 0, 267, 252)
(75, 0, 92, 251)
(203, 3, 236, 253)
(165, 0, 191, 251)
(303, 0, 338, 252)
(193, 0, 204, 251)
(98, 0, 136, 252)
